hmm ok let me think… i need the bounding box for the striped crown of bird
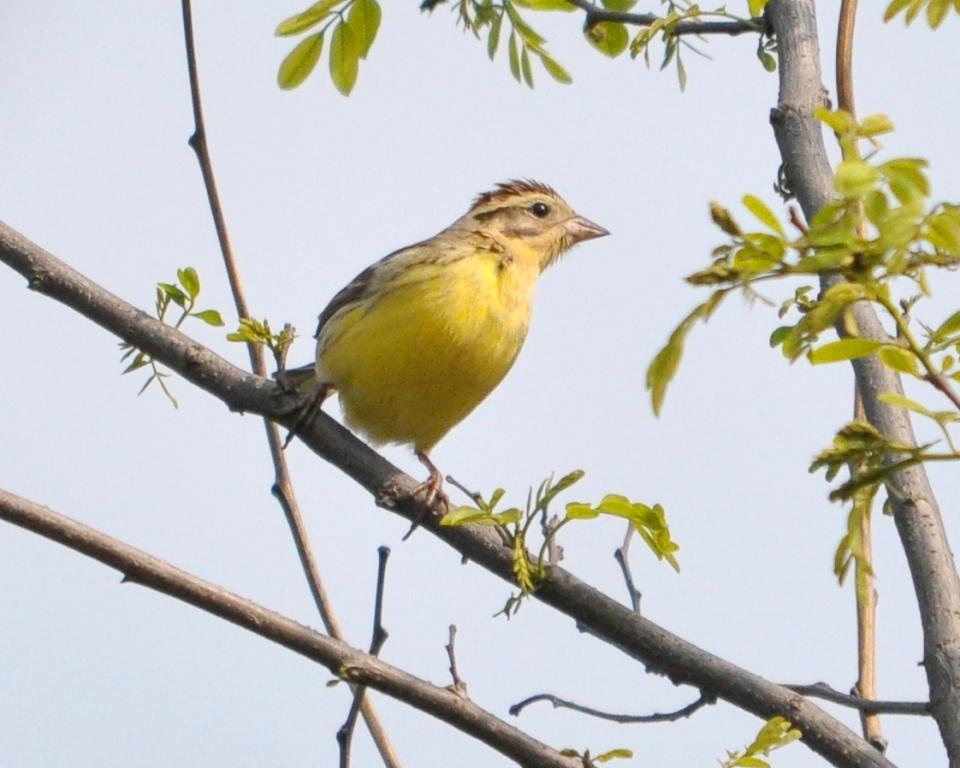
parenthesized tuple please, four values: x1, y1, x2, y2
(292, 180, 608, 507)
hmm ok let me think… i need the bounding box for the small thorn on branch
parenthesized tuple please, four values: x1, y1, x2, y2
(788, 205, 808, 234)
(445, 624, 468, 698)
(615, 524, 641, 613)
(446, 474, 482, 506)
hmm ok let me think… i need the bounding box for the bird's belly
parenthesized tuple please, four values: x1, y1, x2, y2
(319, 257, 535, 450)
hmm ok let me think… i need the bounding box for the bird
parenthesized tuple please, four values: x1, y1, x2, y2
(289, 180, 608, 509)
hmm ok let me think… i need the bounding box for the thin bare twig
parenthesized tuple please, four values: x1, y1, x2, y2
(836, 0, 884, 750)
(445, 625, 469, 697)
(339, 547, 392, 768)
(566, 0, 760, 36)
(614, 523, 641, 613)
(835, 0, 858, 119)
(178, 3, 400, 765)
(784, 683, 929, 716)
(510, 691, 714, 724)
(853, 389, 885, 750)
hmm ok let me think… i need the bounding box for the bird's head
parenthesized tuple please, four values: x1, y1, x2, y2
(461, 180, 609, 271)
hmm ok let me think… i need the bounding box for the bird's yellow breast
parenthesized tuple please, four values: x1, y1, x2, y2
(317, 245, 539, 451)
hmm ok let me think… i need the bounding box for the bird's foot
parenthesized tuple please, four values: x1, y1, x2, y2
(281, 383, 330, 449)
(402, 452, 450, 541)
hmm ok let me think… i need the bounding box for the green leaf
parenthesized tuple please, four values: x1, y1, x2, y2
(808, 338, 884, 364)
(192, 309, 225, 327)
(159, 282, 187, 307)
(492, 508, 522, 525)
(884, 0, 916, 21)
(834, 160, 879, 197)
(122, 351, 149, 374)
(934, 309, 960, 341)
(538, 470, 584, 510)
(508, 31, 521, 81)
(676, 53, 687, 92)
(536, 50, 572, 83)
(878, 346, 921, 376)
(487, 11, 503, 59)
(347, 0, 381, 58)
(858, 113, 895, 137)
(710, 202, 741, 236)
(520, 45, 534, 87)
(504, 2, 546, 46)
(565, 502, 600, 520)
(330, 21, 360, 95)
(586, 21, 629, 57)
(278, 32, 325, 89)
(595, 748, 634, 762)
(177, 267, 200, 300)
(441, 507, 496, 526)
(742, 194, 785, 237)
(877, 391, 934, 418)
(647, 291, 724, 415)
(814, 107, 855, 135)
(879, 158, 930, 200)
(927, 211, 960, 254)
(769, 325, 792, 348)
(601, 0, 637, 10)
(928, 0, 951, 27)
(276, 0, 340, 36)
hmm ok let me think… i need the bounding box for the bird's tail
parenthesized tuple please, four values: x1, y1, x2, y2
(275, 364, 332, 398)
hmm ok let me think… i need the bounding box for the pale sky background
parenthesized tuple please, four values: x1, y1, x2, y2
(2, 3, 959, 767)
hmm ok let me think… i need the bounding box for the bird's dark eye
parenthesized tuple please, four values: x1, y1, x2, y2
(531, 202, 550, 218)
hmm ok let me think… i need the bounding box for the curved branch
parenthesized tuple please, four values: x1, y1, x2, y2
(0, 221, 897, 768)
(767, 0, 960, 760)
(510, 691, 714, 724)
(0, 488, 576, 768)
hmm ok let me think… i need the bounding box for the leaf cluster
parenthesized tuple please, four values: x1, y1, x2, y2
(884, 0, 960, 28)
(432, 0, 766, 92)
(441, 470, 677, 616)
(627, 2, 768, 91)
(228, 317, 297, 369)
(448, 0, 573, 87)
(648, 110, 960, 416)
(647, 110, 960, 594)
(720, 716, 801, 768)
(276, 0, 381, 94)
(119, 267, 224, 407)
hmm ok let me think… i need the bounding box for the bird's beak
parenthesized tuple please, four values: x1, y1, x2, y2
(565, 215, 610, 243)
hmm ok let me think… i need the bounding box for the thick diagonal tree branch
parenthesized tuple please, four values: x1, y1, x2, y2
(767, 0, 960, 762)
(0, 488, 575, 768)
(0, 221, 896, 768)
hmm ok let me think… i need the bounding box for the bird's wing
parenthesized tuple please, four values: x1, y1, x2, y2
(313, 231, 495, 340)
(314, 245, 415, 339)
